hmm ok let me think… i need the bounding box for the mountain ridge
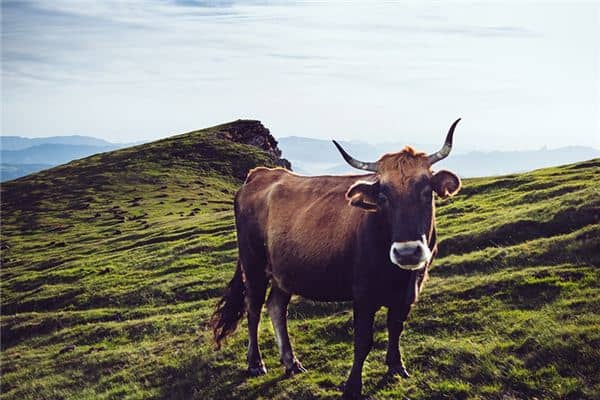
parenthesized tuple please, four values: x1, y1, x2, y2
(0, 135, 118, 150)
(277, 136, 600, 177)
(2, 131, 598, 181)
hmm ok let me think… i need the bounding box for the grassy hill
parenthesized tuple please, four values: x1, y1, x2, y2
(1, 121, 599, 400)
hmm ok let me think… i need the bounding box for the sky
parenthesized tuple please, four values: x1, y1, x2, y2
(1, 0, 599, 151)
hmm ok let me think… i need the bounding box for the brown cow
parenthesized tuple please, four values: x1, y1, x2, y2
(211, 119, 462, 399)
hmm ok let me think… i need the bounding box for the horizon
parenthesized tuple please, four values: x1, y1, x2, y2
(2, 1, 599, 151)
(3, 130, 600, 152)
(3, 127, 600, 154)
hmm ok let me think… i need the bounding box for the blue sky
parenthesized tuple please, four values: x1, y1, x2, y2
(1, 1, 598, 150)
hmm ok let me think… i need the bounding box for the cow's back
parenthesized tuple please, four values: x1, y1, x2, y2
(235, 167, 372, 301)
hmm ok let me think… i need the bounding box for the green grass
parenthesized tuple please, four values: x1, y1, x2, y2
(1, 122, 599, 399)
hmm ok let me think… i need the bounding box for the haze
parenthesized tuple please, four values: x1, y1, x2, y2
(2, 1, 599, 151)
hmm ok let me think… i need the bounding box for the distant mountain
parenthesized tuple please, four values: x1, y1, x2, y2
(278, 136, 454, 169)
(0, 136, 140, 181)
(277, 136, 600, 177)
(1, 144, 119, 165)
(0, 163, 53, 182)
(437, 146, 600, 177)
(0, 135, 115, 151)
(3, 133, 598, 182)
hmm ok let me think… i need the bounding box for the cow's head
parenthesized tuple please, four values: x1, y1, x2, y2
(333, 119, 462, 271)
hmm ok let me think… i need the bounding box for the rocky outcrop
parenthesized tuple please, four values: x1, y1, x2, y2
(216, 120, 292, 170)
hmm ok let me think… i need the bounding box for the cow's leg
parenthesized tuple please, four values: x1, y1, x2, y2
(245, 273, 268, 376)
(266, 284, 306, 376)
(385, 305, 411, 378)
(343, 303, 377, 400)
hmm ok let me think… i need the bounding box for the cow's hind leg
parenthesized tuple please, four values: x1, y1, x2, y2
(245, 266, 268, 376)
(266, 284, 306, 376)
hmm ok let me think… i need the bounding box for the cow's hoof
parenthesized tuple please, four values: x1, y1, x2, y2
(285, 360, 307, 377)
(247, 364, 267, 377)
(387, 363, 410, 378)
(341, 391, 367, 400)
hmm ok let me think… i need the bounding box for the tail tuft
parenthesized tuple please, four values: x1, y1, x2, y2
(210, 260, 246, 349)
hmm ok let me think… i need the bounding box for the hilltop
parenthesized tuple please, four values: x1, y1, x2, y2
(0, 123, 290, 182)
(1, 120, 599, 399)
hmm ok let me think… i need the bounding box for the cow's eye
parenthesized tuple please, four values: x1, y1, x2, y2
(377, 192, 388, 204)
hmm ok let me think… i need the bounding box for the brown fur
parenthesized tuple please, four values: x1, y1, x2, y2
(377, 147, 430, 188)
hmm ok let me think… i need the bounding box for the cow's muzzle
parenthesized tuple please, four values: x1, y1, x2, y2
(389, 235, 431, 270)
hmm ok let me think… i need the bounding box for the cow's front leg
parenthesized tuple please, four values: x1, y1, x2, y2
(385, 305, 411, 378)
(343, 303, 377, 400)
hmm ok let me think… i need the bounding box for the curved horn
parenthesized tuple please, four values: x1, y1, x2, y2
(332, 140, 378, 172)
(428, 118, 461, 165)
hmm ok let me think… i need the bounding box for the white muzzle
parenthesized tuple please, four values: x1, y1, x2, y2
(389, 234, 431, 270)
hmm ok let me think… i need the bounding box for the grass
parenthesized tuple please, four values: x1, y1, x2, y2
(1, 121, 599, 399)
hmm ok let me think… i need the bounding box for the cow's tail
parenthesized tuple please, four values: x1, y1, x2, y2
(210, 259, 246, 349)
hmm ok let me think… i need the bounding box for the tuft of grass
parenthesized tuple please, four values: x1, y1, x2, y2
(1, 123, 599, 399)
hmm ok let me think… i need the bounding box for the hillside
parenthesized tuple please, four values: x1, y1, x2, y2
(1, 121, 599, 400)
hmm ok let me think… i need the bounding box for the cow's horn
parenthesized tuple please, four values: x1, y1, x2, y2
(427, 118, 461, 165)
(332, 140, 378, 172)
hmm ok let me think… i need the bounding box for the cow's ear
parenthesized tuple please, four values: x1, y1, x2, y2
(431, 170, 461, 198)
(346, 179, 381, 212)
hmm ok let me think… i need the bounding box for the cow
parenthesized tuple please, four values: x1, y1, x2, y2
(211, 119, 462, 399)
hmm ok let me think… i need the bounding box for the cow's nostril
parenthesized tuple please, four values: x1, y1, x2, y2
(393, 245, 419, 259)
(392, 244, 424, 263)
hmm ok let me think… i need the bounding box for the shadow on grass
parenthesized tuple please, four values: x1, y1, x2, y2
(438, 206, 598, 257)
(3, 288, 84, 314)
(156, 353, 294, 400)
(288, 300, 351, 320)
(430, 278, 562, 311)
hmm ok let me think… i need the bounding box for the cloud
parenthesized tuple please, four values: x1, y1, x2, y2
(173, 0, 236, 7)
(1, 1, 597, 150)
(431, 24, 536, 38)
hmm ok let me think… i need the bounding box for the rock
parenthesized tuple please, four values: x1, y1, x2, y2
(217, 120, 292, 170)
